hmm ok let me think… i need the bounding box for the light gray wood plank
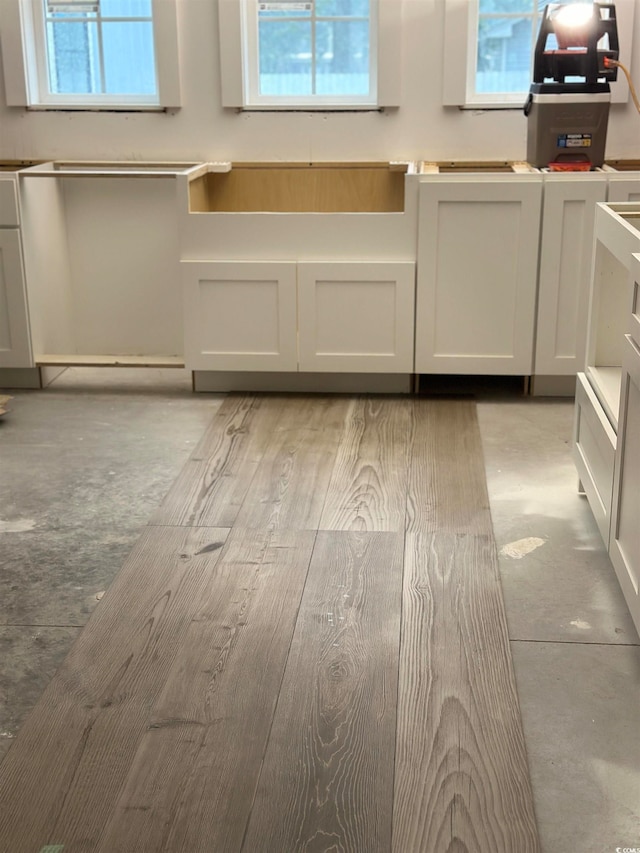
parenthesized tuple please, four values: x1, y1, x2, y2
(94, 527, 316, 853)
(234, 395, 351, 530)
(319, 396, 411, 531)
(393, 532, 540, 853)
(0, 526, 229, 852)
(150, 394, 283, 528)
(406, 398, 493, 534)
(242, 530, 403, 853)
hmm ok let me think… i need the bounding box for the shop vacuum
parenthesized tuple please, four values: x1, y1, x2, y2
(524, 2, 619, 170)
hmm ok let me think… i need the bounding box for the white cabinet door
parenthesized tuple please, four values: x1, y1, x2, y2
(535, 175, 607, 377)
(573, 372, 617, 546)
(297, 261, 415, 373)
(0, 230, 33, 368)
(415, 178, 542, 374)
(609, 334, 640, 635)
(182, 260, 297, 371)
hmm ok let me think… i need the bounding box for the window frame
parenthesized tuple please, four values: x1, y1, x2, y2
(1, 0, 181, 110)
(218, 0, 401, 111)
(443, 0, 634, 109)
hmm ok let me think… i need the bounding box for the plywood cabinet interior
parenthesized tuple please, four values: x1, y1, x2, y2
(415, 176, 542, 375)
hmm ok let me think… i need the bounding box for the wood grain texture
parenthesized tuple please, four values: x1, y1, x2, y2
(234, 395, 350, 530)
(0, 395, 540, 853)
(319, 396, 411, 531)
(0, 526, 229, 852)
(393, 532, 539, 853)
(150, 394, 282, 528)
(95, 527, 316, 853)
(242, 531, 403, 853)
(406, 398, 493, 534)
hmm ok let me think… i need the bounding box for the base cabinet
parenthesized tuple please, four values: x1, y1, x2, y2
(415, 177, 542, 375)
(609, 337, 640, 630)
(183, 259, 415, 374)
(535, 174, 607, 378)
(574, 208, 640, 636)
(0, 229, 32, 369)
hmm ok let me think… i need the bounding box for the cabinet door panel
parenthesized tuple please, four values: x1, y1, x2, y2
(535, 176, 607, 376)
(0, 230, 33, 368)
(573, 373, 616, 545)
(297, 262, 415, 373)
(415, 179, 541, 374)
(182, 260, 297, 371)
(609, 335, 640, 635)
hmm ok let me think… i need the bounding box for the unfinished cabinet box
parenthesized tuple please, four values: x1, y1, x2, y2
(534, 172, 607, 385)
(415, 168, 542, 375)
(178, 162, 418, 380)
(18, 161, 199, 369)
(574, 202, 640, 635)
(0, 170, 33, 370)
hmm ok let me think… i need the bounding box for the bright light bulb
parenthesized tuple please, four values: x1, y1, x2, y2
(555, 3, 594, 28)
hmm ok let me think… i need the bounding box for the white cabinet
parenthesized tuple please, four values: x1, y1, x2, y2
(534, 173, 607, 381)
(415, 175, 542, 375)
(182, 259, 415, 374)
(17, 162, 199, 368)
(0, 174, 33, 369)
(604, 162, 640, 203)
(609, 332, 640, 631)
(574, 203, 640, 636)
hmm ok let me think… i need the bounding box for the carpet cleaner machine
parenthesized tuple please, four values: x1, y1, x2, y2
(524, 2, 620, 170)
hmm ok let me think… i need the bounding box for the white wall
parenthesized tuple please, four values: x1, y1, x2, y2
(1, 0, 639, 164)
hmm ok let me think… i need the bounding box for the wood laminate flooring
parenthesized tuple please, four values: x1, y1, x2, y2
(0, 394, 540, 853)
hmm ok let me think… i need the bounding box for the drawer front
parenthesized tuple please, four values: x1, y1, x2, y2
(0, 178, 20, 227)
(573, 373, 617, 545)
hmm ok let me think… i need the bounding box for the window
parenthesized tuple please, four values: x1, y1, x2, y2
(248, 0, 374, 105)
(218, 0, 401, 110)
(1, 0, 181, 109)
(443, 0, 634, 108)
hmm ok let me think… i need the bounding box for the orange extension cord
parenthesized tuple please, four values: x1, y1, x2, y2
(605, 56, 640, 115)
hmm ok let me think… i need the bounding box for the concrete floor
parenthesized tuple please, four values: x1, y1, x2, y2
(0, 369, 638, 852)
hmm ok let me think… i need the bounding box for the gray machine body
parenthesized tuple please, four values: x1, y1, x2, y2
(526, 91, 611, 168)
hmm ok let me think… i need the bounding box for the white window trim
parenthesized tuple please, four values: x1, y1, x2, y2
(1, 0, 181, 110)
(218, 0, 401, 110)
(443, 0, 635, 109)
